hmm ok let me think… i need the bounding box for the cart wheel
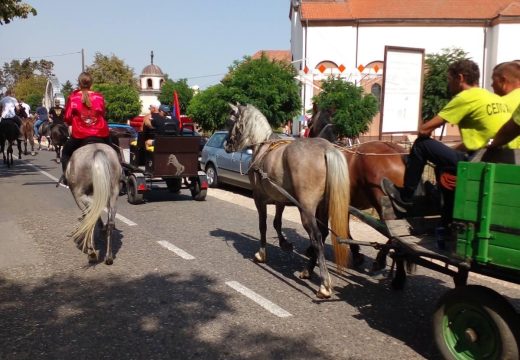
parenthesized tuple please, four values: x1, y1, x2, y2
(205, 164, 218, 188)
(165, 178, 182, 193)
(190, 177, 207, 201)
(127, 175, 144, 205)
(433, 285, 520, 360)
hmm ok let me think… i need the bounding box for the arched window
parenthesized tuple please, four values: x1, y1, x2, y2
(147, 78, 153, 89)
(160, 79, 164, 87)
(371, 83, 382, 103)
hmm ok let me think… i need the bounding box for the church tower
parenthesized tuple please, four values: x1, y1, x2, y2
(139, 51, 165, 114)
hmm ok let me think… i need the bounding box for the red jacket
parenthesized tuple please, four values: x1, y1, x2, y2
(64, 89, 109, 139)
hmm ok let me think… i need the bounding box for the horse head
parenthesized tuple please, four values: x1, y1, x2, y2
(225, 103, 272, 153)
(309, 109, 338, 142)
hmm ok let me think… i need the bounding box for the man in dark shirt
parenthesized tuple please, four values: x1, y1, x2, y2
(49, 99, 65, 123)
(143, 100, 167, 146)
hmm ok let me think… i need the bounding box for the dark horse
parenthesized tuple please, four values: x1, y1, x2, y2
(50, 121, 69, 163)
(66, 143, 121, 265)
(0, 120, 22, 167)
(226, 104, 351, 299)
(37, 122, 52, 151)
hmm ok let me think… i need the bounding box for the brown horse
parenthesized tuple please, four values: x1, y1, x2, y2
(20, 115, 36, 156)
(309, 109, 407, 218)
(226, 104, 351, 299)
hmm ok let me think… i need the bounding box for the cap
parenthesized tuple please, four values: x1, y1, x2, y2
(159, 104, 171, 113)
(149, 99, 161, 109)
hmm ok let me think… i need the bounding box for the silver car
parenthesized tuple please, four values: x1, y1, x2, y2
(200, 131, 293, 190)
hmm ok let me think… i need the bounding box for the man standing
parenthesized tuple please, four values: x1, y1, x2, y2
(382, 59, 514, 212)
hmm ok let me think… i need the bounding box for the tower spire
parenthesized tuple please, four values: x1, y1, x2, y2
(151, 50, 154, 65)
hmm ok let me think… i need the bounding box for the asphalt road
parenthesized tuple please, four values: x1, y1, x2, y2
(0, 148, 519, 360)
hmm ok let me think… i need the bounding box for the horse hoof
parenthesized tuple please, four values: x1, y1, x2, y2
(254, 252, 266, 263)
(299, 269, 311, 279)
(352, 253, 365, 268)
(371, 260, 386, 272)
(56, 159, 61, 164)
(316, 285, 332, 299)
(31, 152, 36, 156)
(88, 254, 97, 263)
(105, 258, 113, 265)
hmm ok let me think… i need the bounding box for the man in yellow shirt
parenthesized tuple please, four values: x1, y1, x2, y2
(382, 59, 513, 212)
(489, 105, 520, 149)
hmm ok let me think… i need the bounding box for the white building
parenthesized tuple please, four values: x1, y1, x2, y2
(289, 0, 520, 138)
(138, 51, 165, 114)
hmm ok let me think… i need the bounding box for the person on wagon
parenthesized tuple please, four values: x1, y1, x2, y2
(382, 59, 514, 212)
(142, 100, 168, 147)
(59, 72, 110, 186)
(49, 98, 65, 124)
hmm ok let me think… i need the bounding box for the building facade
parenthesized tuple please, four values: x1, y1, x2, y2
(290, 0, 520, 137)
(139, 52, 165, 114)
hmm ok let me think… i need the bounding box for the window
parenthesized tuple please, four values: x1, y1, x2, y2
(147, 79, 153, 89)
(371, 83, 382, 104)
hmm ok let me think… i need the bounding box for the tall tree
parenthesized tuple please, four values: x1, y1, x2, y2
(187, 84, 232, 132)
(313, 77, 379, 138)
(13, 75, 46, 110)
(86, 53, 136, 88)
(422, 47, 468, 121)
(0, 0, 36, 25)
(222, 55, 301, 128)
(158, 78, 193, 114)
(93, 83, 141, 123)
(2, 58, 54, 89)
(61, 80, 74, 100)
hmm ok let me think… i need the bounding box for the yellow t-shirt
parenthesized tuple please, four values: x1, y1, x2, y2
(513, 105, 520, 126)
(438, 87, 511, 150)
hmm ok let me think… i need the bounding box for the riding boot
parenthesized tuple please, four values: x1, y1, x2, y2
(59, 154, 69, 187)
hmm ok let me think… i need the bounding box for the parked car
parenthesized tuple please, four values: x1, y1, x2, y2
(200, 130, 292, 190)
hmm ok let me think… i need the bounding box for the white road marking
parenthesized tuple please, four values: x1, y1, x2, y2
(25, 161, 137, 226)
(157, 240, 195, 260)
(225, 281, 292, 318)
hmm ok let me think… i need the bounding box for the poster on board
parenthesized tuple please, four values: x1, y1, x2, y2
(380, 46, 425, 135)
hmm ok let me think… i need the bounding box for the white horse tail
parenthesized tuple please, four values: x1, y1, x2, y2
(72, 149, 112, 252)
(325, 146, 350, 270)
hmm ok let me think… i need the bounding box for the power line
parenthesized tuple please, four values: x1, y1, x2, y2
(0, 51, 81, 61)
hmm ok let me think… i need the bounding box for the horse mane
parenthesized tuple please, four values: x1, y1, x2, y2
(239, 104, 273, 147)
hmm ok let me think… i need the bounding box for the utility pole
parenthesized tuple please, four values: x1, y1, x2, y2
(81, 48, 85, 72)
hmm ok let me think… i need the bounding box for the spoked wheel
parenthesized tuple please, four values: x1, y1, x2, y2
(190, 176, 207, 201)
(127, 175, 144, 204)
(433, 285, 520, 360)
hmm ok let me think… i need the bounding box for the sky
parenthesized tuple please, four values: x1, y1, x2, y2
(0, 0, 291, 89)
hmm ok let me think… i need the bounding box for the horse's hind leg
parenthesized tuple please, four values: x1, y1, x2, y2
(253, 197, 268, 263)
(16, 139, 22, 159)
(105, 205, 117, 265)
(274, 203, 293, 252)
(299, 210, 332, 298)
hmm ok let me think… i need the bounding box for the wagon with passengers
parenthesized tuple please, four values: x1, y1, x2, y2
(347, 149, 520, 360)
(113, 120, 208, 204)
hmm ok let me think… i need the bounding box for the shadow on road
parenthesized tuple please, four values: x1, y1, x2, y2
(0, 272, 334, 359)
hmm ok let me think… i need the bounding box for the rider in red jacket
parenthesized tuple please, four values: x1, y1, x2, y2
(59, 72, 110, 185)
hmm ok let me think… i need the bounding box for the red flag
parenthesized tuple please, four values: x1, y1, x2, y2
(173, 90, 181, 127)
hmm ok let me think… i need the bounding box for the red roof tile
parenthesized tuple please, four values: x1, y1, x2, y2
(252, 50, 291, 63)
(300, 0, 520, 21)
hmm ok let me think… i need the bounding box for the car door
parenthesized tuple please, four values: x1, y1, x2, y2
(227, 148, 252, 186)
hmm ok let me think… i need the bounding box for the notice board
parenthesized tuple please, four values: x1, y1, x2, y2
(380, 46, 425, 135)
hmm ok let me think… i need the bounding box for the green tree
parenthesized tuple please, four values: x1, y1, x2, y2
(61, 80, 74, 100)
(221, 55, 301, 128)
(86, 53, 136, 88)
(422, 47, 468, 121)
(158, 78, 193, 114)
(0, 0, 36, 25)
(2, 58, 54, 89)
(13, 75, 46, 109)
(92, 83, 141, 123)
(187, 84, 232, 132)
(313, 77, 379, 138)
